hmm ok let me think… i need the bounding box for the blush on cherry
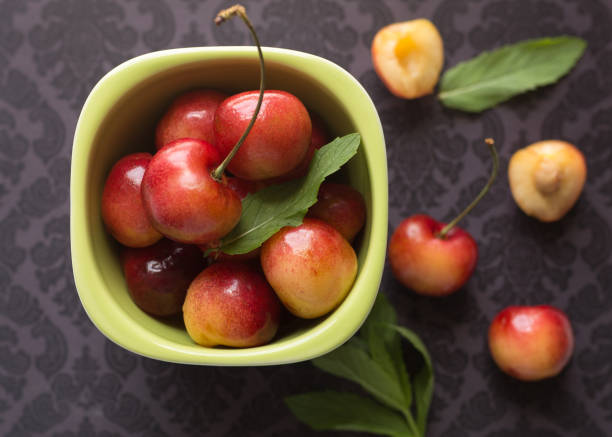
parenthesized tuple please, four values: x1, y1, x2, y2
(183, 261, 281, 347)
(489, 305, 574, 381)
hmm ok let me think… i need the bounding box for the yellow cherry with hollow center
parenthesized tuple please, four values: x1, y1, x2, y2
(372, 18, 444, 99)
(508, 140, 586, 222)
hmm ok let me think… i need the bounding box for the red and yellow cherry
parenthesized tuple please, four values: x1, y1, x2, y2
(488, 305, 574, 381)
(389, 139, 498, 296)
(389, 214, 477, 296)
(261, 218, 358, 319)
(214, 89, 312, 181)
(141, 138, 241, 245)
(101, 153, 162, 248)
(183, 261, 281, 347)
(121, 239, 206, 317)
(307, 182, 366, 242)
(155, 89, 227, 150)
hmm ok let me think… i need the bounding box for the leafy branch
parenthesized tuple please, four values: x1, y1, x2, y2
(285, 292, 434, 437)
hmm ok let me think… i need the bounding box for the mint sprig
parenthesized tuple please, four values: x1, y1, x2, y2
(285, 293, 434, 437)
(216, 133, 360, 255)
(287, 392, 413, 436)
(438, 36, 587, 113)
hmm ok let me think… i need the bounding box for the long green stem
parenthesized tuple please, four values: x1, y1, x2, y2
(212, 4, 265, 181)
(438, 138, 498, 239)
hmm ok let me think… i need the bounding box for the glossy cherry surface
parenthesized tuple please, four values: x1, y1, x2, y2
(489, 305, 574, 381)
(214, 90, 312, 180)
(155, 89, 227, 150)
(122, 239, 206, 316)
(141, 138, 241, 245)
(389, 214, 477, 296)
(183, 261, 281, 347)
(101, 152, 162, 248)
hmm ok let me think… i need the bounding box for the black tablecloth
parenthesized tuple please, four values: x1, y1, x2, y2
(2, 0, 612, 435)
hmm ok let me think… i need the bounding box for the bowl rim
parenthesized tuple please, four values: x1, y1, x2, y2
(71, 46, 388, 366)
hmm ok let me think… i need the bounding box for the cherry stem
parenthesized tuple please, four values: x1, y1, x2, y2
(437, 138, 498, 239)
(212, 4, 265, 181)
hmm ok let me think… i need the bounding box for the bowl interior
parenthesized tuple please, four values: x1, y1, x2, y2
(71, 47, 387, 365)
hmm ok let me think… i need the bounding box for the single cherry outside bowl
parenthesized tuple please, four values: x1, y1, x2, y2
(71, 46, 388, 366)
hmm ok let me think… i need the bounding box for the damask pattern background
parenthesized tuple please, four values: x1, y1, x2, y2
(1, 0, 611, 435)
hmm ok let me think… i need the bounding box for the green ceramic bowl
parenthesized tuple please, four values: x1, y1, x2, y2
(71, 46, 387, 366)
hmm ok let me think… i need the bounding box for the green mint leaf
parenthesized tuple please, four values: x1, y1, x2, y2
(347, 335, 369, 352)
(361, 293, 412, 409)
(394, 326, 434, 436)
(438, 36, 586, 112)
(285, 391, 414, 437)
(217, 133, 361, 255)
(312, 342, 410, 418)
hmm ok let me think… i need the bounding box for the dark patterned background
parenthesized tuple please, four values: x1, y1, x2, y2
(1, 0, 611, 435)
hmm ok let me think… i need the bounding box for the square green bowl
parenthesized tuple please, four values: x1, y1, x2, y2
(71, 46, 388, 366)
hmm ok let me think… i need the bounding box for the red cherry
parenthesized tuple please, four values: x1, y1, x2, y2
(263, 111, 331, 184)
(214, 90, 312, 181)
(388, 139, 498, 296)
(307, 182, 366, 242)
(121, 239, 206, 317)
(101, 153, 162, 248)
(141, 138, 241, 245)
(155, 89, 227, 150)
(389, 214, 477, 296)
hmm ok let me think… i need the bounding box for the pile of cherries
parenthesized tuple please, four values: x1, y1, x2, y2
(101, 85, 366, 348)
